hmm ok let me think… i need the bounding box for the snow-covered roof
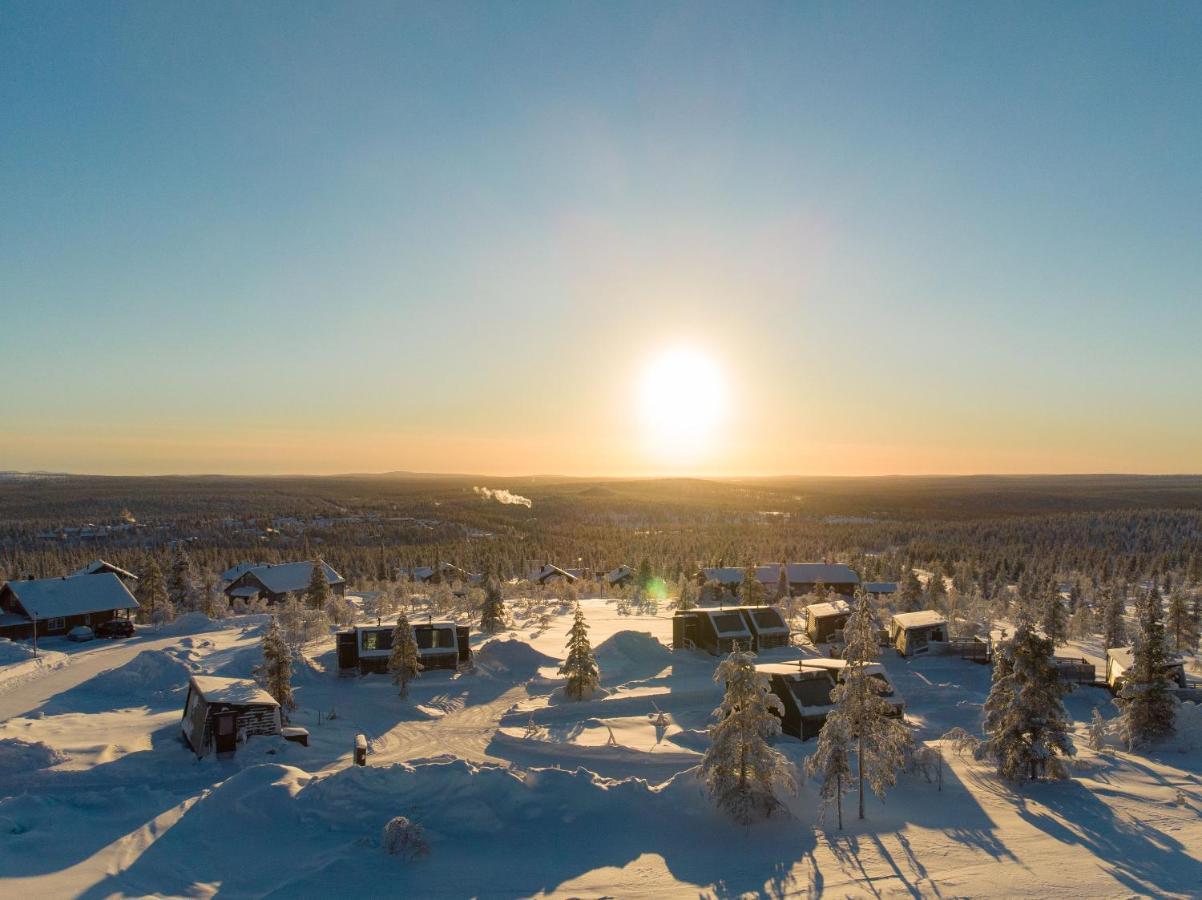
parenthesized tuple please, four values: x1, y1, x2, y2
(891, 610, 947, 630)
(529, 564, 577, 584)
(72, 559, 138, 580)
(190, 675, 279, 707)
(756, 662, 813, 677)
(800, 658, 886, 679)
(701, 609, 751, 636)
(1106, 647, 1182, 672)
(232, 560, 344, 595)
(3, 573, 138, 619)
(806, 599, 851, 620)
(400, 563, 469, 582)
(221, 561, 263, 582)
(701, 563, 860, 586)
(605, 565, 633, 584)
(0, 612, 31, 628)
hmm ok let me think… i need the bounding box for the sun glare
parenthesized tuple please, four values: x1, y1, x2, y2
(637, 346, 728, 465)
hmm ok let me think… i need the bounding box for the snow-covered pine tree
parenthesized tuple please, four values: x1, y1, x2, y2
(925, 567, 946, 611)
(168, 548, 199, 612)
(1102, 590, 1127, 649)
(137, 557, 168, 625)
(1041, 581, 1068, 647)
(306, 559, 331, 610)
(804, 704, 852, 829)
(898, 570, 923, 613)
(559, 605, 600, 700)
(388, 612, 422, 698)
(775, 564, 790, 602)
(479, 578, 506, 633)
(1087, 707, 1108, 753)
(637, 557, 654, 593)
(677, 579, 697, 611)
(826, 590, 912, 819)
(981, 615, 1075, 780)
(741, 566, 766, 606)
(702, 644, 794, 823)
(256, 617, 296, 719)
(1115, 588, 1176, 749)
(1166, 591, 1198, 653)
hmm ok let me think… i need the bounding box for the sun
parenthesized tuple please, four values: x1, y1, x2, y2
(637, 346, 728, 464)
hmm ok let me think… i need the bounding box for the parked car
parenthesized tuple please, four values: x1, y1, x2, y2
(67, 625, 95, 642)
(95, 618, 135, 638)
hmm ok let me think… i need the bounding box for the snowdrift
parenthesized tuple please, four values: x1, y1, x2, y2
(0, 638, 38, 665)
(0, 738, 67, 776)
(88, 649, 194, 701)
(594, 630, 672, 679)
(155, 612, 219, 636)
(473, 639, 558, 678)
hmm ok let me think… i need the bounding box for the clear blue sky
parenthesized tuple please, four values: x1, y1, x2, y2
(2, 2, 1200, 475)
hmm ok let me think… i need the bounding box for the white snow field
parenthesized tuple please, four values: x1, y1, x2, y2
(3, 597, 1202, 897)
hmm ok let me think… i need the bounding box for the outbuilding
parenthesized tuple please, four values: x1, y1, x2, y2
(805, 599, 852, 643)
(672, 607, 753, 655)
(889, 610, 949, 657)
(180, 674, 281, 757)
(758, 659, 904, 740)
(1105, 647, 1186, 693)
(737, 605, 790, 650)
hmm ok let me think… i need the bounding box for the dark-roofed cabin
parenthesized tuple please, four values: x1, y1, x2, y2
(73, 559, 139, 584)
(737, 606, 790, 650)
(696, 563, 860, 597)
(529, 564, 577, 586)
(672, 608, 753, 655)
(605, 565, 635, 589)
(180, 674, 281, 757)
(223, 560, 345, 605)
(337, 622, 472, 674)
(805, 599, 852, 643)
(0, 573, 139, 640)
(758, 660, 904, 740)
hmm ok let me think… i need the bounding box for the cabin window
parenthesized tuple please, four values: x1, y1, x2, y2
(416, 628, 456, 650)
(361, 629, 394, 652)
(712, 613, 745, 634)
(45, 617, 65, 632)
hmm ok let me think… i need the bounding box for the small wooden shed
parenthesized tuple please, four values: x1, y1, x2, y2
(889, 610, 949, 657)
(181, 675, 281, 757)
(1105, 647, 1186, 693)
(805, 599, 851, 643)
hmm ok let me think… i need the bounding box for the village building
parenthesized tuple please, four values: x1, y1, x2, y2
(223, 560, 345, 605)
(220, 561, 265, 584)
(697, 563, 860, 597)
(528, 563, 578, 586)
(399, 562, 473, 584)
(862, 581, 898, 597)
(180, 674, 281, 757)
(72, 559, 139, 584)
(0, 573, 139, 640)
(758, 659, 904, 740)
(604, 565, 635, 589)
(805, 599, 852, 643)
(889, 610, 949, 656)
(336, 621, 472, 674)
(1105, 646, 1187, 693)
(671, 605, 789, 654)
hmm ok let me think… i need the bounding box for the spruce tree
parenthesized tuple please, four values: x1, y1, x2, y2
(168, 547, 199, 612)
(388, 613, 422, 698)
(305, 559, 331, 610)
(636, 557, 654, 593)
(1102, 591, 1127, 650)
(826, 591, 912, 819)
(982, 615, 1075, 780)
(256, 617, 295, 720)
(137, 558, 168, 625)
(925, 568, 946, 611)
(677, 579, 697, 611)
(1166, 592, 1197, 653)
(898, 570, 923, 613)
(775, 564, 790, 602)
(702, 644, 794, 823)
(480, 578, 506, 633)
(559, 605, 600, 700)
(1115, 588, 1176, 749)
(1041, 583, 1068, 647)
(741, 565, 765, 606)
(805, 691, 852, 829)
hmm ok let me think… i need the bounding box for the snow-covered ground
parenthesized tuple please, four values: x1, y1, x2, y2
(3, 597, 1202, 897)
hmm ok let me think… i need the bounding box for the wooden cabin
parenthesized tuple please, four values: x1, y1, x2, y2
(0, 573, 139, 640)
(889, 610, 949, 657)
(72, 559, 139, 585)
(605, 565, 635, 589)
(758, 659, 904, 740)
(181, 675, 281, 757)
(805, 599, 851, 643)
(1105, 647, 1186, 693)
(696, 563, 861, 597)
(528, 564, 578, 586)
(671, 605, 788, 655)
(337, 621, 472, 674)
(223, 560, 345, 605)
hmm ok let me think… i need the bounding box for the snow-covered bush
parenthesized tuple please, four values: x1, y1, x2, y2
(382, 816, 429, 860)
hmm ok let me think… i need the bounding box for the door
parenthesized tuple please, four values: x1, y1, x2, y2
(213, 711, 238, 754)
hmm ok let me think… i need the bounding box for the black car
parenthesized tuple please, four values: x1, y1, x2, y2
(95, 618, 135, 638)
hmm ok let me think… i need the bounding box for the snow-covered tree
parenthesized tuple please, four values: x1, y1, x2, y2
(740, 566, 765, 606)
(677, 579, 697, 611)
(826, 591, 912, 819)
(168, 547, 199, 612)
(775, 564, 790, 602)
(1102, 591, 1127, 649)
(256, 617, 295, 719)
(1041, 582, 1068, 647)
(637, 557, 654, 592)
(388, 612, 422, 698)
(1068, 601, 1095, 642)
(982, 616, 1075, 780)
(925, 568, 946, 611)
(479, 579, 506, 633)
(277, 596, 329, 654)
(1115, 588, 1176, 749)
(1087, 707, 1108, 753)
(1166, 591, 1198, 653)
(804, 706, 852, 829)
(702, 644, 794, 823)
(897, 570, 923, 613)
(136, 557, 169, 625)
(559, 605, 600, 700)
(305, 559, 331, 610)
